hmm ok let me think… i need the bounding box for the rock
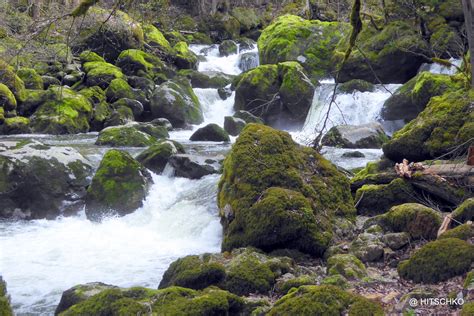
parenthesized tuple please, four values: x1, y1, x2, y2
(207, 13, 241, 41)
(116, 49, 167, 80)
(85, 149, 152, 221)
(169, 154, 221, 179)
(258, 15, 347, 79)
(267, 285, 383, 315)
(219, 40, 238, 56)
(190, 123, 230, 142)
(0, 58, 26, 103)
(337, 79, 375, 94)
(275, 274, 317, 294)
(218, 87, 232, 100)
(342, 151, 365, 158)
(150, 118, 173, 131)
(136, 140, 185, 174)
(150, 79, 203, 127)
(79, 50, 105, 64)
(355, 178, 418, 216)
(111, 98, 143, 120)
(236, 38, 256, 51)
(378, 203, 442, 240)
(452, 198, 474, 226)
(231, 8, 260, 33)
(17, 68, 43, 90)
(0, 276, 13, 316)
(439, 222, 474, 240)
(103, 106, 134, 128)
(142, 24, 173, 55)
(218, 124, 355, 256)
(30, 86, 93, 134)
(1, 117, 30, 135)
(96, 123, 166, 147)
(234, 62, 315, 128)
(0, 141, 92, 219)
(55, 282, 118, 315)
(159, 248, 292, 296)
(180, 70, 234, 89)
(383, 89, 473, 162)
(224, 116, 246, 136)
(41, 75, 61, 89)
(105, 78, 134, 103)
(398, 238, 474, 283)
(83, 61, 124, 89)
(338, 21, 430, 83)
(234, 110, 263, 124)
(174, 41, 198, 70)
(238, 52, 259, 72)
(350, 233, 385, 263)
(322, 123, 389, 149)
(0, 84, 17, 112)
(327, 254, 367, 280)
(382, 232, 410, 250)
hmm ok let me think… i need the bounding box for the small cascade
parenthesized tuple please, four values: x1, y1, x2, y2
(418, 58, 462, 75)
(193, 88, 235, 126)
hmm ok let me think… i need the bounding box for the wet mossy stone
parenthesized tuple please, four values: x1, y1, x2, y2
(111, 98, 143, 119)
(439, 223, 474, 241)
(0, 276, 13, 316)
(0, 59, 26, 103)
(79, 86, 106, 105)
(142, 24, 172, 55)
(234, 110, 263, 124)
(16, 68, 43, 90)
(30, 86, 93, 134)
(79, 50, 105, 64)
(224, 116, 246, 136)
(1, 116, 30, 135)
(378, 203, 442, 240)
(322, 123, 389, 149)
(207, 13, 241, 42)
(174, 41, 198, 70)
(337, 79, 375, 94)
(258, 15, 348, 79)
(116, 49, 166, 79)
(234, 62, 315, 128)
(275, 275, 317, 294)
(83, 61, 124, 89)
(219, 40, 238, 57)
(327, 254, 367, 280)
(103, 106, 134, 128)
(218, 124, 355, 256)
(95, 124, 158, 147)
(85, 149, 152, 221)
(267, 285, 383, 316)
(0, 83, 17, 112)
(179, 70, 234, 89)
(150, 79, 203, 127)
(136, 140, 185, 174)
(452, 198, 474, 226)
(381, 72, 463, 122)
(383, 89, 474, 162)
(355, 178, 418, 216)
(105, 78, 134, 103)
(398, 238, 474, 283)
(190, 123, 230, 142)
(337, 21, 430, 84)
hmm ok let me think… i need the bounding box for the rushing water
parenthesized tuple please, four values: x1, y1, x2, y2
(1, 42, 441, 315)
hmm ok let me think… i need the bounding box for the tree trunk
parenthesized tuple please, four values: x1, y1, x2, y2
(462, 0, 474, 88)
(30, 0, 41, 18)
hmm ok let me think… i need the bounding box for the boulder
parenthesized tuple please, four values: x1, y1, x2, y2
(111, 98, 144, 120)
(0, 140, 92, 219)
(180, 70, 234, 89)
(142, 24, 173, 56)
(231, 7, 260, 33)
(327, 254, 367, 280)
(382, 232, 410, 250)
(150, 79, 204, 127)
(169, 154, 222, 179)
(1, 117, 31, 135)
(136, 140, 185, 174)
(85, 149, 152, 221)
(238, 52, 259, 72)
(234, 62, 315, 128)
(83, 61, 124, 89)
(218, 124, 355, 256)
(383, 89, 474, 162)
(105, 78, 134, 103)
(17, 68, 43, 90)
(350, 233, 384, 263)
(234, 110, 263, 124)
(439, 223, 474, 241)
(173, 42, 198, 70)
(190, 123, 230, 142)
(150, 118, 173, 130)
(0, 59, 26, 103)
(219, 40, 238, 56)
(116, 49, 167, 80)
(103, 106, 134, 128)
(96, 123, 167, 147)
(55, 283, 118, 315)
(258, 15, 347, 79)
(322, 123, 389, 149)
(337, 79, 375, 94)
(452, 198, 474, 226)
(224, 116, 246, 136)
(0, 84, 17, 112)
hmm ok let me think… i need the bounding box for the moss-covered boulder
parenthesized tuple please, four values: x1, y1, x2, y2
(17, 68, 43, 90)
(116, 49, 166, 80)
(0, 58, 26, 103)
(349, 233, 384, 263)
(398, 238, 474, 283)
(95, 124, 159, 147)
(439, 223, 474, 241)
(79, 50, 105, 64)
(355, 178, 418, 216)
(103, 106, 134, 128)
(381, 72, 463, 123)
(111, 98, 143, 120)
(338, 21, 430, 83)
(18, 89, 48, 116)
(104, 78, 134, 103)
(159, 248, 292, 296)
(224, 116, 246, 136)
(190, 123, 230, 142)
(322, 123, 389, 149)
(1, 116, 30, 134)
(180, 70, 234, 89)
(136, 140, 185, 174)
(378, 203, 442, 240)
(143, 24, 173, 55)
(174, 42, 198, 70)
(0, 276, 13, 316)
(207, 13, 241, 41)
(452, 198, 474, 225)
(258, 15, 347, 79)
(267, 285, 383, 315)
(218, 124, 355, 256)
(234, 62, 315, 128)
(219, 40, 238, 57)
(83, 61, 124, 89)
(337, 79, 375, 94)
(327, 254, 367, 280)
(150, 79, 203, 127)
(30, 86, 93, 134)
(85, 149, 152, 221)
(0, 83, 17, 112)
(383, 89, 474, 162)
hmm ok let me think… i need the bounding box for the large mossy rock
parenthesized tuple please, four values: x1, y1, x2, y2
(142, 24, 173, 55)
(378, 203, 442, 240)
(321, 123, 389, 149)
(383, 89, 474, 162)
(150, 79, 204, 127)
(267, 285, 383, 315)
(258, 15, 347, 79)
(452, 198, 474, 226)
(381, 72, 463, 123)
(180, 70, 234, 89)
(234, 62, 315, 129)
(116, 49, 167, 80)
(338, 21, 430, 84)
(1, 117, 31, 135)
(136, 140, 185, 174)
(0, 141, 92, 219)
(174, 41, 198, 70)
(17, 68, 43, 90)
(84, 149, 152, 221)
(169, 154, 222, 179)
(0, 276, 13, 316)
(58, 286, 249, 316)
(190, 123, 230, 142)
(159, 248, 292, 296)
(0, 83, 17, 112)
(0, 59, 26, 103)
(398, 238, 474, 283)
(72, 7, 143, 61)
(83, 61, 124, 89)
(218, 124, 355, 256)
(30, 86, 93, 134)
(96, 123, 167, 147)
(327, 254, 367, 280)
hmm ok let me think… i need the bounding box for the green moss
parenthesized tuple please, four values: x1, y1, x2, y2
(116, 49, 165, 79)
(142, 24, 172, 53)
(378, 203, 442, 240)
(258, 15, 348, 79)
(105, 78, 134, 103)
(383, 89, 473, 162)
(355, 178, 418, 216)
(16, 68, 43, 90)
(321, 275, 349, 289)
(276, 275, 316, 294)
(327, 254, 367, 280)
(79, 50, 105, 63)
(439, 223, 474, 240)
(96, 125, 157, 147)
(464, 270, 474, 289)
(2, 116, 30, 134)
(338, 79, 375, 93)
(0, 83, 17, 111)
(461, 302, 474, 316)
(71, 0, 99, 17)
(0, 277, 13, 316)
(136, 140, 185, 174)
(190, 123, 230, 142)
(83, 61, 124, 88)
(398, 238, 474, 283)
(0, 59, 26, 103)
(348, 297, 384, 316)
(231, 7, 260, 32)
(452, 198, 474, 225)
(30, 86, 92, 134)
(174, 41, 198, 69)
(79, 86, 106, 104)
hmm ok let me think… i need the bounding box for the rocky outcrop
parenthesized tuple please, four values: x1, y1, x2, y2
(322, 123, 389, 149)
(55, 283, 118, 315)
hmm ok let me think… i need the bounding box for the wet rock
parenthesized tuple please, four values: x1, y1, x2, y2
(169, 154, 222, 179)
(136, 140, 185, 174)
(96, 124, 159, 147)
(0, 141, 92, 219)
(150, 118, 173, 131)
(174, 42, 198, 70)
(238, 52, 259, 72)
(224, 116, 246, 136)
(234, 110, 263, 124)
(337, 79, 375, 94)
(111, 98, 144, 119)
(190, 123, 230, 142)
(322, 123, 389, 149)
(219, 40, 238, 57)
(218, 86, 232, 100)
(180, 70, 234, 89)
(341, 151, 365, 158)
